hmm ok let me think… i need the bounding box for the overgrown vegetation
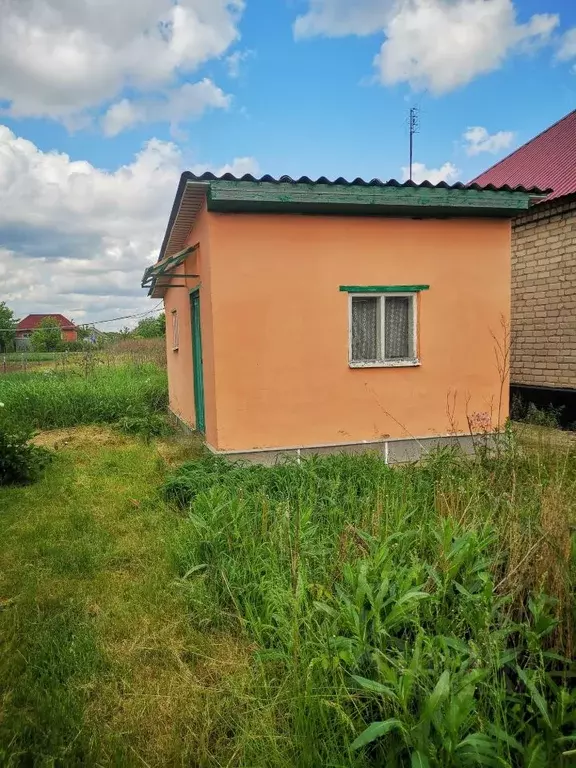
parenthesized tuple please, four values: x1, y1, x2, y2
(1, 339, 575, 766)
(164, 444, 576, 766)
(0, 364, 167, 432)
(132, 312, 166, 338)
(115, 413, 173, 442)
(511, 394, 566, 430)
(0, 422, 51, 486)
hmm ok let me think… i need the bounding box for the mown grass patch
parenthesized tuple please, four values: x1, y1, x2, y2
(0, 428, 253, 767)
(0, 364, 167, 432)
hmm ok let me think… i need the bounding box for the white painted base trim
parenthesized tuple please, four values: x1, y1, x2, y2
(168, 408, 495, 466)
(206, 431, 480, 456)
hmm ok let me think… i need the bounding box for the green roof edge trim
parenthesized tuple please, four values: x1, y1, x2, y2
(207, 180, 540, 213)
(340, 285, 430, 293)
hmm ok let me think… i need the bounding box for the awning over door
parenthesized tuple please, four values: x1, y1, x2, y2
(141, 244, 199, 297)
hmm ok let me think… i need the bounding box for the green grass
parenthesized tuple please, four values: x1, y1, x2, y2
(0, 428, 252, 766)
(1, 420, 575, 766)
(0, 363, 167, 431)
(163, 437, 576, 766)
(1, 351, 61, 362)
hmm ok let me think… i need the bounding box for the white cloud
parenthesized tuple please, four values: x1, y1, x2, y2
(463, 125, 515, 156)
(400, 161, 460, 184)
(376, 0, 558, 94)
(0, 125, 258, 327)
(294, 0, 392, 38)
(102, 79, 231, 136)
(557, 28, 576, 62)
(225, 49, 255, 77)
(295, 0, 559, 94)
(190, 156, 261, 177)
(0, 0, 243, 125)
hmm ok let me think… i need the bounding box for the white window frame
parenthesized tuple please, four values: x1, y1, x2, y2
(171, 309, 179, 351)
(348, 292, 420, 368)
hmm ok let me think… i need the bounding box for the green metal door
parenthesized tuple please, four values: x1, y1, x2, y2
(190, 289, 206, 433)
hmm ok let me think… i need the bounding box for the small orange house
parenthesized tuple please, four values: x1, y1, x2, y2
(143, 173, 545, 463)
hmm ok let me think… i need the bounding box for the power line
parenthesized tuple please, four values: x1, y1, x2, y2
(0, 302, 164, 333)
(78, 302, 163, 329)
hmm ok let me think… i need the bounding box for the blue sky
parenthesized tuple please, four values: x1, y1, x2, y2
(1, 0, 575, 327)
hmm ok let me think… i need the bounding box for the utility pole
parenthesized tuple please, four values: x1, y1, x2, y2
(409, 107, 420, 182)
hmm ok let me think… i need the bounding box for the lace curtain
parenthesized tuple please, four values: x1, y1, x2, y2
(384, 296, 411, 359)
(351, 297, 379, 361)
(351, 295, 413, 362)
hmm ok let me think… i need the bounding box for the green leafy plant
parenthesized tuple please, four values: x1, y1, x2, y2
(0, 301, 16, 354)
(132, 313, 165, 338)
(511, 394, 565, 429)
(0, 414, 51, 486)
(524, 401, 564, 429)
(163, 445, 576, 766)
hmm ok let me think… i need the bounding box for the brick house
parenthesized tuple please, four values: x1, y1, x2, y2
(16, 314, 78, 349)
(473, 110, 576, 426)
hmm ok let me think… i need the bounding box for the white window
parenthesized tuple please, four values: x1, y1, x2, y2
(349, 293, 419, 367)
(171, 310, 179, 351)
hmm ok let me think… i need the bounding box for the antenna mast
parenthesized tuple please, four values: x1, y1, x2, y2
(409, 107, 420, 181)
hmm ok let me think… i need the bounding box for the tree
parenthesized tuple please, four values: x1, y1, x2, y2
(0, 302, 16, 354)
(133, 313, 165, 338)
(30, 317, 63, 352)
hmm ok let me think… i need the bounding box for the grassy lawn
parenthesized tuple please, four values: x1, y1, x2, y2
(1, 419, 575, 766)
(0, 428, 254, 767)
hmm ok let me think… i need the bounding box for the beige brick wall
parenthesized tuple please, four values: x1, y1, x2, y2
(512, 197, 576, 389)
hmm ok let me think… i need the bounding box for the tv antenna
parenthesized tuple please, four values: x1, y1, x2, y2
(409, 107, 420, 181)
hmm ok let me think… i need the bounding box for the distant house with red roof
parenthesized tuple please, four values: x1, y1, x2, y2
(473, 110, 576, 425)
(16, 314, 78, 345)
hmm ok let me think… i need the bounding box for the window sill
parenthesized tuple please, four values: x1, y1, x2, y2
(349, 360, 421, 369)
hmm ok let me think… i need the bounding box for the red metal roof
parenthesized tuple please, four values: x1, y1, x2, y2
(16, 314, 77, 332)
(472, 110, 576, 203)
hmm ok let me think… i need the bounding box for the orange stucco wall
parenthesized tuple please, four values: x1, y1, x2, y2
(163, 203, 218, 448)
(199, 214, 511, 452)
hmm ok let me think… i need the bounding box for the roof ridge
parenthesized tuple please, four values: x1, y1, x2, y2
(470, 108, 576, 184)
(184, 170, 550, 194)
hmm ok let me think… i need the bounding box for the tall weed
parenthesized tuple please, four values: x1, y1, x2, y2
(165, 445, 576, 766)
(0, 364, 167, 431)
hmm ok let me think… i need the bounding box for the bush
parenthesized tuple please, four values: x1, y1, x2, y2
(0, 423, 51, 486)
(524, 401, 564, 428)
(511, 394, 564, 428)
